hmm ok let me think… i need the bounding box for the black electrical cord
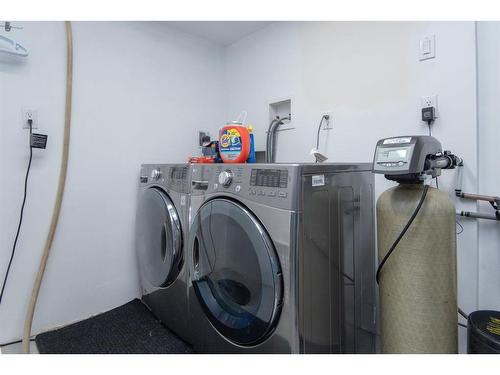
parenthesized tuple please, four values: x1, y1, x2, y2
(458, 307, 469, 320)
(0, 120, 33, 304)
(376, 184, 430, 284)
(0, 337, 36, 347)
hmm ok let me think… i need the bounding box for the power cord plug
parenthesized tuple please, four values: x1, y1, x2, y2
(422, 106, 436, 136)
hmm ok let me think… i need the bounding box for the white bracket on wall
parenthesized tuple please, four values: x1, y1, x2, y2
(0, 34, 29, 57)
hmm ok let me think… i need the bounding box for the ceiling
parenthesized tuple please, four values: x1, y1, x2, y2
(165, 21, 273, 46)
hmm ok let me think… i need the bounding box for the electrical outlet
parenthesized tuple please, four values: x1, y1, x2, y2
(198, 130, 210, 146)
(21, 108, 38, 129)
(421, 95, 438, 118)
(320, 111, 334, 129)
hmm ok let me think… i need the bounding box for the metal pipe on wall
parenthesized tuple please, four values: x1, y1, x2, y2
(265, 115, 290, 163)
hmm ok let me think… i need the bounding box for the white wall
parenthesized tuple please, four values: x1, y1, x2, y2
(476, 22, 500, 312)
(0, 21, 224, 343)
(223, 21, 480, 352)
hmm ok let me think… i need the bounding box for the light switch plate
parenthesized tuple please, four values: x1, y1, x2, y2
(419, 34, 436, 61)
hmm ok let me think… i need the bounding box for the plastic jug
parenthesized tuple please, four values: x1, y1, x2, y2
(219, 122, 251, 163)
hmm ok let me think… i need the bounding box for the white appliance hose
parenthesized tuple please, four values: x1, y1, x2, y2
(22, 21, 73, 353)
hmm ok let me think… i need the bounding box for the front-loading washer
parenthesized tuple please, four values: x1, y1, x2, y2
(187, 163, 378, 353)
(135, 164, 190, 342)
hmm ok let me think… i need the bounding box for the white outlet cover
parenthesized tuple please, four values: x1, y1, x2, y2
(321, 111, 334, 129)
(421, 95, 439, 118)
(21, 108, 38, 129)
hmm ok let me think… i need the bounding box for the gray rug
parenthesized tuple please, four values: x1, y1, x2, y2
(35, 299, 193, 354)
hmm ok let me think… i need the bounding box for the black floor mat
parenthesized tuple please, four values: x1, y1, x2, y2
(35, 299, 194, 354)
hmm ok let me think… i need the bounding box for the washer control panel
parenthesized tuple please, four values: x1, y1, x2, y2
(250, 168, 288, 188)
(190, 164, 296, 210)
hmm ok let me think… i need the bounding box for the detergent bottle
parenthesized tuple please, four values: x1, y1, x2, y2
(247, 124, 256, 163)
(219, 122, 251, 163)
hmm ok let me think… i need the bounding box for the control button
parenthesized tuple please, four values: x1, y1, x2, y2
(397, 161, 404, 166)
(249, 189, 256, 195)
(267, 191, 276, 197)
(235, 185, 241, 192)
(258, 190, 266, 196)
(140, 176, 148, 183)
(278, 191, 287, 198)
(213, 183, 218, 189)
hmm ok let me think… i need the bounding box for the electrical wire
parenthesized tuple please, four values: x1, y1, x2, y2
(458, 307, 469, 320)
(0, 338, 36, 347)
(0, 121, 33, 304)
(376, 184, 430, 284)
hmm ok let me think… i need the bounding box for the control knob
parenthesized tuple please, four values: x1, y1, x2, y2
(218, 170, 233, 187)
(151, 168, 161, 181)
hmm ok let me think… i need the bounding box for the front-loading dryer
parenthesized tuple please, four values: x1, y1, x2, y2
(187, 163, 378, 353)
(135, 164, 190, 342)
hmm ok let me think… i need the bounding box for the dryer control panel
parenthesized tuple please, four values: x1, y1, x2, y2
(139, 164, 190, 194)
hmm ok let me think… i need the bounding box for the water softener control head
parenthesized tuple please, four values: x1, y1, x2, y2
(373, 135, 461, 183)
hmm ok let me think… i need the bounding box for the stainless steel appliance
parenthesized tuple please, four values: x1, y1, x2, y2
(135, 164, 190, 342)
(187, 163, 377, 353)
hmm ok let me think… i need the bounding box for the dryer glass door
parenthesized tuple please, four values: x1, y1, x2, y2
(190, 198, 283, 346)
(136, 187, 183, 287)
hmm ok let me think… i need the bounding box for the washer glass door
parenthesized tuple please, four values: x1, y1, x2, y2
(136, 187, 183, 288)
(190, 198, 282, 346)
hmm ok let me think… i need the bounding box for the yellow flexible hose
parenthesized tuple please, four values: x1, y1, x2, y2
(22, 21, 73, 354)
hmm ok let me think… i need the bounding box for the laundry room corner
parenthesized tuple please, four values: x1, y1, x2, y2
(0, 21, 226, 344)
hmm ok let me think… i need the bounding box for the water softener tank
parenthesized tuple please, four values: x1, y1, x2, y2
(377, 184, 458, 353)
